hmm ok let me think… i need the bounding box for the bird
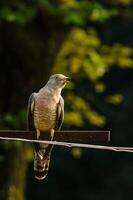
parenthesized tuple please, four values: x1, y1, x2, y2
(27, 74, 71, 180)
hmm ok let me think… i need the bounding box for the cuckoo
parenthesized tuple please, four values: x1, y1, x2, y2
(27, 74, 71, 180)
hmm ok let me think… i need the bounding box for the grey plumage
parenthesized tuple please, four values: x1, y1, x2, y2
(27, 74, 70, 180)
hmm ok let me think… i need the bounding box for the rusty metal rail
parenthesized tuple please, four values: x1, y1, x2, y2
(1, 130, 133, 153)
(0, 130, 110, 143)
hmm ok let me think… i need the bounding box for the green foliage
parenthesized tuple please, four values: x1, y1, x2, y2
(0, 110, 27, 129)
(101, 44, 133, 68)
(105, 94, 124, 105)
(53, 26, 133, 127)
(64, 92, 106, 127)
(56, 1, 118, 25)
(88, 2, 118, 22)
(0, 0, 118, 25)
(0, 0, 133, 199)
(0, 6, 36, 24)
(71, 147, 82, 159)
(113, 0, 133, 5)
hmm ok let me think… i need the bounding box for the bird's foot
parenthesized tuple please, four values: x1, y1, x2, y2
(50, 129, 55, 141)
(36, 129, 40, 139)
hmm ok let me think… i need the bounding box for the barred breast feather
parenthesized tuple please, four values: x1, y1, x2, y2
(33, 88, 59, 131)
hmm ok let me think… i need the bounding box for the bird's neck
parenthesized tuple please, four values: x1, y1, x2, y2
(45, 82, 62, 94)
(39, 85, 62, 102)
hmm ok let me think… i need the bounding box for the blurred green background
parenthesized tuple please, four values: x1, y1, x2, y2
(0, 0, 133, 199)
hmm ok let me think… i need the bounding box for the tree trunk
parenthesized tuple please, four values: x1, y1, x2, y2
(5, 144, 27, 200)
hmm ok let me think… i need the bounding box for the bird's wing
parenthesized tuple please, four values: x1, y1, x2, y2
(27, 93, 36, 130)
(55, 96, 64, 130)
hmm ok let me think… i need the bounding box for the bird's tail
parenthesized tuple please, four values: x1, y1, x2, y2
(34, 153, 50, 180)
(34, 144, 53, 180)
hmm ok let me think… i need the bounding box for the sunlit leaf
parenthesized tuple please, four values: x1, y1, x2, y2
(105, 94, 124, 105)
(71, 148, 82, 159)
(64, 111, 83, 126)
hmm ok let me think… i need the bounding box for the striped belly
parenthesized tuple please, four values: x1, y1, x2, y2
(34, 105, 56, 131)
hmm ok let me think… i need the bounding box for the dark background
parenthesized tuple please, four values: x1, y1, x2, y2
(0, 0, 133, 200)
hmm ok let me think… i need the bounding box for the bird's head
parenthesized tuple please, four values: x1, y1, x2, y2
(47, 74, 71, 89)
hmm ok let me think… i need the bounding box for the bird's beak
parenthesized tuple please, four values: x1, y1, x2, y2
(65, 77, 71, 82)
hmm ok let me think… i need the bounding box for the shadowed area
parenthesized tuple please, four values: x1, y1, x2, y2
(0, 0, 133, 200)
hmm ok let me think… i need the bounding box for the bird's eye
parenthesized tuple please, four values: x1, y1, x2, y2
(56, 76, 58, 79)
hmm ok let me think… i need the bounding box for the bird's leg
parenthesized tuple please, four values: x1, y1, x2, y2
(50, 129, 55, 141)
(36, 128, 40, 139)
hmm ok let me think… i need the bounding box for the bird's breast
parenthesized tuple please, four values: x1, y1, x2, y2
(34, 98, 57, 131)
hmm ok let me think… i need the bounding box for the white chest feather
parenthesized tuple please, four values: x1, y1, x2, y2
(34, 88, 60, 131)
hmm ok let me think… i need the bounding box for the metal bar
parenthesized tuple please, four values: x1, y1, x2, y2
(0, 130, 110, 142)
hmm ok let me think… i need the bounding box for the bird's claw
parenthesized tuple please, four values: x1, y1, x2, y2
(50, 129, 55, 141)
